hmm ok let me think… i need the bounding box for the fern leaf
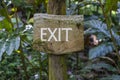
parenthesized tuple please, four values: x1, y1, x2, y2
(84, 20, 110, 37)
(100, 75, 120, 80)
(89, 42, 114, 59)
(84, 62, 117, 72)
(85, 20, 120, 46)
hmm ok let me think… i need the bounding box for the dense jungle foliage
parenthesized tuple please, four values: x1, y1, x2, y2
(0, 0, 120, 80)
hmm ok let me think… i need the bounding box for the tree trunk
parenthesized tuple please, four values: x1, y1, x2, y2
(47, 0, 68, 80)
(47, 0, 66, 15)
(49, 55, 67, 80)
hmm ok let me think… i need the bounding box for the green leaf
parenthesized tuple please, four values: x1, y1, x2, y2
(105, 0, 118, 14)
(0, 18, 12, 31)
(14, 36, 20, 50)
(0, 16, 5, 21)
(0, 9, 9, 21)
(69, 75, 76, 80)
(6, 39, 15, 55)
(84, 20, 120, 46)
(84, 20, 110, 37)
(100, 75, 120, 80)
(12, 0, 25, 7)
(0, 8, 13, 31)
(28, 18, 33, 24)
(84, 62, 117, 72)
(89, 42, 114, 59)
(0, 42, 6, 61)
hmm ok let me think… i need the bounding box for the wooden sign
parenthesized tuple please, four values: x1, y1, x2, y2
(33, 14, 84, 54)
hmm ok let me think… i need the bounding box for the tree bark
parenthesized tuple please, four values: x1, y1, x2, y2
(49, 55, 67, 80)
(47, 0, 68, 80)
(47, 0, 66, 15)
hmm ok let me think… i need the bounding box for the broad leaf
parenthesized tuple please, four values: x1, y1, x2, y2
(105, 0, 118, 14)
(6, 39, 15, 55)
(0, 18, 12, 31)
(85, 20, 120, 46)
(100, 75, 120, 80)
(14, 36, 20, 50)
(0, 7, 13, 31)
(89, 42, 114, 59)
(84, 62, 117, 72)
(0, 42, 6, 60)
(84, 20, 110, 37)
(0, 16, 5, 21)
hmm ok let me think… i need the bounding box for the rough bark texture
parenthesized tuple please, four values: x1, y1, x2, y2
(47, 0, 67, 80)
(49, 55, 67, 80)
(47, 0, 66, 15)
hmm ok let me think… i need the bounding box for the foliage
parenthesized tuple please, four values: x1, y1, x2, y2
(84, 20, 120, 59)
(100, 75, 120, 80)
(0, 0, 48, 79)
(0, 0, 120, 80)
(82, 0, 120, 80)
(83, 62, 117, 72)
(89, 42, 114, 59)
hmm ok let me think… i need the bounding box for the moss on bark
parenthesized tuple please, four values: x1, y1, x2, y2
(47, 0, 68, 80)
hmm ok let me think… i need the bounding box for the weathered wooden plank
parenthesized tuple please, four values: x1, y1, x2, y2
(33, 13, 84, 54)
